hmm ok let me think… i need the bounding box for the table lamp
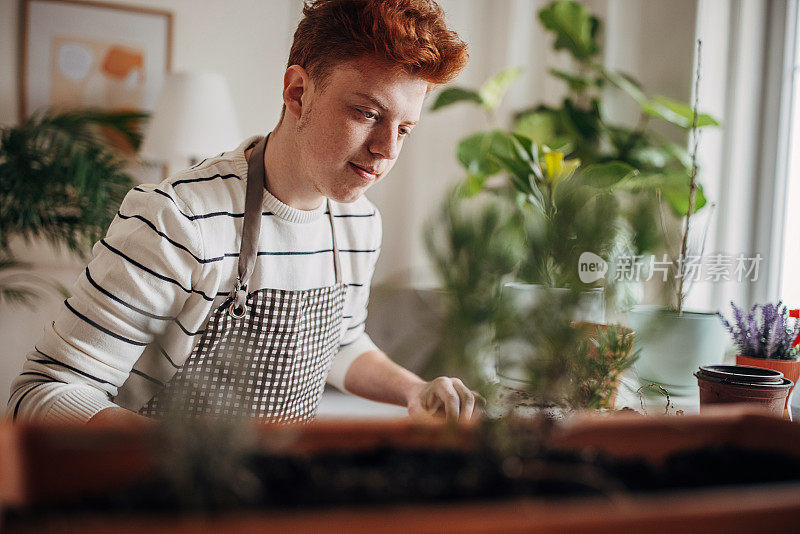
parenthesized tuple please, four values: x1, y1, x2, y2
(139, 71, 241, 169)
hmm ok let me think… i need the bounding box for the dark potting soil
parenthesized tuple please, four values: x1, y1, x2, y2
(5, 444, 800, 520)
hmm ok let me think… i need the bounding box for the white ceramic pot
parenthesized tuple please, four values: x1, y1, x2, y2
(629, 305, 726, 394)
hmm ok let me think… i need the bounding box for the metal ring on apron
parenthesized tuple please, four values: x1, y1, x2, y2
(229, 276, 248, 319)
(228, 303, 247, 319)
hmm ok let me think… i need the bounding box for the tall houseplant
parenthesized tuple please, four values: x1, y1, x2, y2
(431, 0, 723, 397)
(0, 108, 146, 308)
(628, 40, 728, 395)
(433, 0, 718, 267)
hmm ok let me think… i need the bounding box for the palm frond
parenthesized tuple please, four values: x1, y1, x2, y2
(1, 108, 146, 256)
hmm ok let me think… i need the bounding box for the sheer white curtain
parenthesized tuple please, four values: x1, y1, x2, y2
(686, 0, 796, 312)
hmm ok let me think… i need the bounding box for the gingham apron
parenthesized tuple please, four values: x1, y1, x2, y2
(139, 135, 347, 423)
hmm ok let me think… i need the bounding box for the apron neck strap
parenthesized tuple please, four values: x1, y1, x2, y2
(234, 135, 343, 312)
(327, 199, 342, 284)
(237, 134, 269, 293)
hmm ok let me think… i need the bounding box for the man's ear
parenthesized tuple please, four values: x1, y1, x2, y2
(283, 65, 311, 121)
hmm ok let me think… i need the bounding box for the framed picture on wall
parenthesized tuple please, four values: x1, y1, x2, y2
(20, 0, 173, 120)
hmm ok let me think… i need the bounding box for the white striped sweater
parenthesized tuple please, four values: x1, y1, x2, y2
(8, 136, 381, 422)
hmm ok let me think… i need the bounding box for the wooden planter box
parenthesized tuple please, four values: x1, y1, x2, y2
(2, 405, 800, 533)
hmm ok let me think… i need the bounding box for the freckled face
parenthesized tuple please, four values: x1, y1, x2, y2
(294, 58, 428, 203)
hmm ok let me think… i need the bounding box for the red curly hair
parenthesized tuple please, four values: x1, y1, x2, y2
(287, 0, 469, 89)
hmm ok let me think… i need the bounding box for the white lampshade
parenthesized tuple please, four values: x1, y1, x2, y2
(139, 72, 241, 163)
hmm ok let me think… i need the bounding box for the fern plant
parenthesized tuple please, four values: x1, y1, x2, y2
(0, 108, 147, 308)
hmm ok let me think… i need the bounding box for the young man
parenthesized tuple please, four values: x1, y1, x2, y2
(9, 0, 477, 424)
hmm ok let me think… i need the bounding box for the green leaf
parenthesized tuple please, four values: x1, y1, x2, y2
(457, 173, 489, 197)
(560, 98, 602, 144)
(661, 140, 693, 169)
(627, 145, 672, 169)
(431, 87, 483, 110)
(641, 95, 719, 129)
(623, 171, 708, 216)
(601, 68, 647, 104)
(658, 171, 708, 216)
(478, 67, 523, 110)
(514, 110, 559, 146)
(578, 162, 638, 188)
(510, 133, 535, 163)
(456, 130, 517, 176)
(538, 0, 600, 59)
(0, 108, 138, 260)
(549, 68, 600, 92)
(491, 153, 535, 195)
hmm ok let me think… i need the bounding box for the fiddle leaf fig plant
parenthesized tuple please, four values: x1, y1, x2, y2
(434, 0, 720, 265)
(538, 0, 600, 60)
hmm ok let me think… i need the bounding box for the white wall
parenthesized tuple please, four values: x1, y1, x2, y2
(0, 0, 699, 410)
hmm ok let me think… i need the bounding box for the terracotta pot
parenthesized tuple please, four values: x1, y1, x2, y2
(4, 408, 800, 532)
(736, 355, 800, 411)
(695, 365, 793, 416)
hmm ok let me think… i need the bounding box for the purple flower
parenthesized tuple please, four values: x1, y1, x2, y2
(718, 301, 800, 360)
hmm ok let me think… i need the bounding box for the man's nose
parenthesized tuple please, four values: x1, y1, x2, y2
(368, 125, 400, 160)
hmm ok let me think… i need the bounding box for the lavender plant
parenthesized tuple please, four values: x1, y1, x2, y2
(718, 302, 800, 361)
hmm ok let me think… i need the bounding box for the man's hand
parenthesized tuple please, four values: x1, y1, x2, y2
(342, 351, 483, 423)
(406, 377, 483, 423)
(86, 406, 152, 426)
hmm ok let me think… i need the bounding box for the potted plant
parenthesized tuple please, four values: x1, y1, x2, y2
(423, 153, 636, 413)
(432, 0, 719, 276)
(430, 1, 722, 398)
(718, 301, 800, 411)
(0, 108, 146, 308)
(624, 39, 728, 396)
(571, 321, 638, 409)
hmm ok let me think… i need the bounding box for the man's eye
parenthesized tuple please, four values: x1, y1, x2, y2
(399, 127, 411, 137)
(361, 110, 377, 120)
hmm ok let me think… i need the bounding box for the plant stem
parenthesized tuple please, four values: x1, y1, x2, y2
(677, 40, 702, 314)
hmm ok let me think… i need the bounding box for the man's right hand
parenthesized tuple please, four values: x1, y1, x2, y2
(87, 406, 152, 426)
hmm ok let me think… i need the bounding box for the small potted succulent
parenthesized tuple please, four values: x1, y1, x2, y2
(718, 301, 800, 410)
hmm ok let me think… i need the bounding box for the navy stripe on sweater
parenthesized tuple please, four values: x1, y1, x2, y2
(85, 267, 176, 321)
(116, 210, 378, 260)
(34, 348, 113, 386)
(132, 187, 376, 221)
(116, 211, 205, 262)
(19, 371, 62, 382)
(85, 267, 204, 336)
(175, 319, 204, 336)
(64, 299, 149, 347)
(131, 368, 166, 387)
(172, 172, 239, 187)
(10, 378, 56, 403)
(346, 317, 367, 331)
(99, 239, 219, 302)
(159, 347, 181, 369)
